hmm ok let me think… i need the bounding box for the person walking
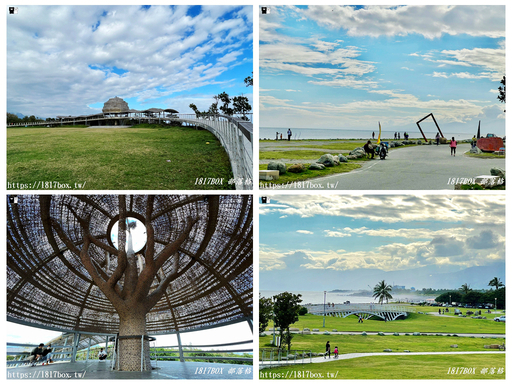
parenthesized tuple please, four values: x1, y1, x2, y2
(325, 341, 331, 359)
(450, 137, 457, 156)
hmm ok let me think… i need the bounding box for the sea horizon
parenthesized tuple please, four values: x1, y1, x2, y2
(260, 127, 503, 141)
(260, 290, 436, 305)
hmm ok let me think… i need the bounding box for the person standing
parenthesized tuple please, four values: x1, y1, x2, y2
(435, 132, 440, 146)
(287, 128, 292, 141)
(372, 131, 375, 139)
(450, 137, 457, 156)
(472, 135, 477, 148)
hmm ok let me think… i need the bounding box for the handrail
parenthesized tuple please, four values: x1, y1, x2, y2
(260, 348, 312, 365)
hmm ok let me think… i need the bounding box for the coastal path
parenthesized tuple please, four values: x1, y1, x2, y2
(275, 143, 504, 190)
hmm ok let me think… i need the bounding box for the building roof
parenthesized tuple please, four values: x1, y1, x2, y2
(7, 195, 253, 335)
(102, 97, 129, 113)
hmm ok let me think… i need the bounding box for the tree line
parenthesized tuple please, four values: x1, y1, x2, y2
(435, 277, 505, 309)
(189, 74, 253, 120)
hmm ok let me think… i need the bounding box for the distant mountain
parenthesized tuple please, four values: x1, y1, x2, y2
(260, 262, 505, 292)
(15, 113, 24, 119)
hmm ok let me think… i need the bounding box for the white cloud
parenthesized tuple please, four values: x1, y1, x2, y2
(426, 47, 505, 81)
(297, 230, 314, 235)
(7, 5, 252, 116)
(324, 230, 352, 238)
(262, 195, 505, 225)
(302, 5, 505, 39)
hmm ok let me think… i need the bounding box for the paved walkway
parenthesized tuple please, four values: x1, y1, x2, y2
(6, 360, 252, 380)
(260, 351, 505, 367)
(263, 144, 504, 190)
(263, 331, 505, 338)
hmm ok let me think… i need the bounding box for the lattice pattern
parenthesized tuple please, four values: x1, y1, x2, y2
(7, 195, 253, 334)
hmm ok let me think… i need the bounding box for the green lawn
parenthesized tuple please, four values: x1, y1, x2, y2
(259, 150, 343, 161)
(259, 163, 362, 187)
(259, 334, 505, 354)
(7, 125, 234, 190)
(466, 152, 505, 159)
(265, 313, 505, 334)
(259, 354, 505, 380)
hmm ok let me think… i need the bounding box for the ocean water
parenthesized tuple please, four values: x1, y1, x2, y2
(260, 127, 471, 141)
(260, 290, 433, 305)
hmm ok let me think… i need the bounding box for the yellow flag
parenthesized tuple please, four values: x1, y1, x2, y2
(377, 122, 381, 144)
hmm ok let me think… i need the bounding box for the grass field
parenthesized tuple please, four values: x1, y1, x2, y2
(7, 124, 234, 190)
(259, 354, 505, 380)
(259, 163, 362, 187)
(264, 313, 505, 334)
(259, 334, 505, 354)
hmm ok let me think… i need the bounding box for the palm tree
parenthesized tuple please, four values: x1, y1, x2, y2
(488, 277, 504, 290)
(373, 280, 393, 304)
(459, 283, 471, 295)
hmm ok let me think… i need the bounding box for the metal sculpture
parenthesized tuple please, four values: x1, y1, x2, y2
(416, 113, 443, 142)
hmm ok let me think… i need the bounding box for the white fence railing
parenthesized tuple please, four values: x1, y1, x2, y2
(174, 114, 253, 190)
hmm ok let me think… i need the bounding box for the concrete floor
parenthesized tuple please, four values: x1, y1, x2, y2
(7, 360, 253, 380)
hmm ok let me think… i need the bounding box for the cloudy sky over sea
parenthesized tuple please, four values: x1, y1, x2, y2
(260, 5, 505, 135)
(7, 5, 253, 117)
(260, 195, 505, 289)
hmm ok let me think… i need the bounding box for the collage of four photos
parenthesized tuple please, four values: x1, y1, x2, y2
(3, 4, 507, 381)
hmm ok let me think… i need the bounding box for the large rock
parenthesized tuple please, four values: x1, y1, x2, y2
(469, 146, 482, 154)
(349, 147, 365, 158)
(309, 163, 325, 170)
(347, 155, 358, 160)
(450, 345, 458, 348)
(338, 154, 348, 163)
(287, 164, 305, 173)
(268, 161, 287, 175)
(383, 349, 392, 352)
(490, 168, 505, 180)
(316, 153, 335, 167)
(318, 154, 336, 167)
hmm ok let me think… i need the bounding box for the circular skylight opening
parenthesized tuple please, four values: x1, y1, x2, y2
(111, 217, 147, 253)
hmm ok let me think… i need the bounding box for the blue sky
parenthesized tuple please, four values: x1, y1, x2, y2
(7, 5, 253, 117)
(260, 5, 505, 136)
(260, 195, 505, 282)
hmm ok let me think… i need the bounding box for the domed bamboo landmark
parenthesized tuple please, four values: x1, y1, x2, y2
(102, 97, 130, 114)
(7, 195, 253, 373)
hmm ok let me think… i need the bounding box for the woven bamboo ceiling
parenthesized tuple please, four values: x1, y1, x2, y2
(7, 195, 253, 335)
